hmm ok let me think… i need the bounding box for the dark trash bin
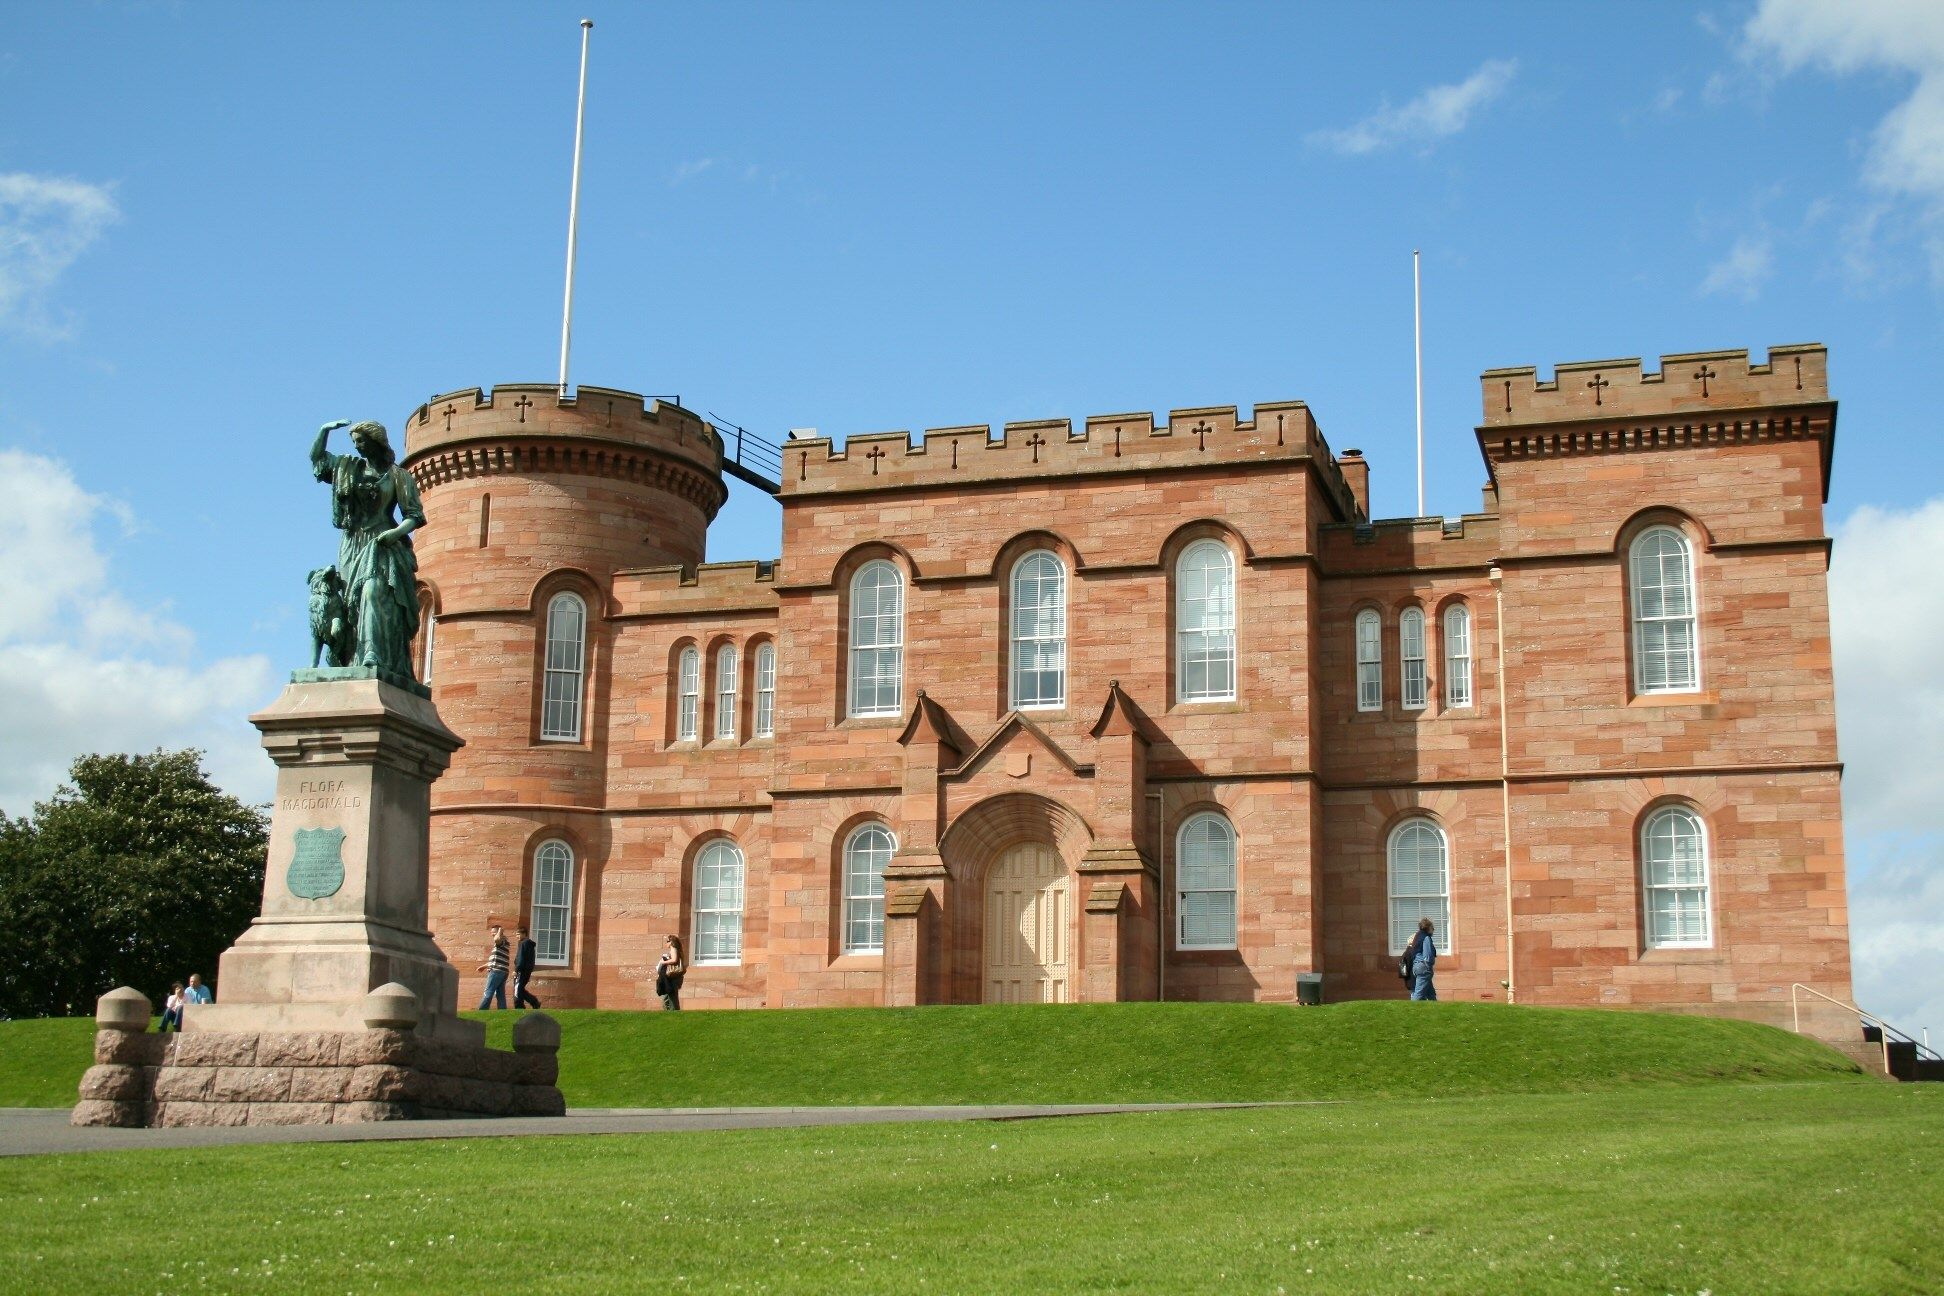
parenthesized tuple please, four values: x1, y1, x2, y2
(1296, 972, 1324, 1006)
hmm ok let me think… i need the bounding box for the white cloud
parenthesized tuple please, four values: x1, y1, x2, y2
(0, 173, 118, 339)
(1309, 59, 1518, 156)
(669, 157, 717, 186)
(1699, 235, 1774, 300)
(1829, 496, 1944, 1038)
(0, 449, 274, 816)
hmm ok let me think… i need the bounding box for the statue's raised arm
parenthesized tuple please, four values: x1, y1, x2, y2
(311, 419, 351, 482)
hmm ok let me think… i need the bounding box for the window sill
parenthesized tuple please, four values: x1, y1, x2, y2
(691, 960, 742, 970)
(840, 714, 904, 730)
(830, 953, 884, 968)
(535, 737, 591, 749)
(1629, 690, 1717, 708)
(1171, 699, 1243, 715)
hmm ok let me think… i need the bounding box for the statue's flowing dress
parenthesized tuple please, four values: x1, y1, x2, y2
(314, 450, 426, 674)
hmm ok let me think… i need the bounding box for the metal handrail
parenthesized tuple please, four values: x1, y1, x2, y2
(1791, 983, 1942, 1074)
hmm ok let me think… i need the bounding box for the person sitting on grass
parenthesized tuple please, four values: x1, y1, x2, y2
(159, 982, 185, 1032)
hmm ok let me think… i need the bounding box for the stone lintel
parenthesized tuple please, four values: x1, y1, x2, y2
(1076, 845, 1157, 878)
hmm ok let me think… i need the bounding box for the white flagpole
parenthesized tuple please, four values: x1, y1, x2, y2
(558, 19, 594, 398)
(1414, 249, 1424, 517)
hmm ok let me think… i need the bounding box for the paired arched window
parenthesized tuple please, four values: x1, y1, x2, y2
(848, 560, 905, 718)
(540, 593, 587, 742)
(754, 642, 777, 738)
(842, 823, 895, 956)
(531, 839, 574, 966)
(1642, 806, 1711, 948)
(1399, 608, 1428, 711)
(1010, 550, 1068, 710)
(1355, 609, 1383, 712)
(1387, 818, 1450, 954)
(1629, 526, 1699, 693)
(1443, 605, 1472, 709)
(693, 839, 745, 964)
(714, 644, 738, 741)
(1176, 541, 1237, 703)
(675, 645, 701, 742)
(1176, 812, 1238, 950)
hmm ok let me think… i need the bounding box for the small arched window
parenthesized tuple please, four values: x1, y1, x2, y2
(1642, 806, 1711, 948)
(1399, 607, 1428, 711)
(842, 823, 896, 955)
(693, 839, 746, 965)
(1444, 605, 1472, 709)
(848, 560, 905, 718)
(714, 644, 739, 741)
(1387, 818, 1450, 954)
(1010, 550, 1068, 710)
(417, 588, 438, 685)
(754, 642, 777, 738)
(675, 645, 701, 742)
(1176, 540, 1237, 703)
(1355, 609, 1383, 713)
(540, 592, 587, 742)
(1629, 526, 1699, 693)
(1176, 812, 1238, 950)
(531, 839, 574, 966)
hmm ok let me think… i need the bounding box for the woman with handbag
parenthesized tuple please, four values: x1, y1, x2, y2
(655, 934, 686, 1011)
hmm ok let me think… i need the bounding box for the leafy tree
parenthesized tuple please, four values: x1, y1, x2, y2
(0, 750, 267, 1018)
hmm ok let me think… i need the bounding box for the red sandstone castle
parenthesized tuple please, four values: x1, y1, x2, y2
(402, 344, 1851, 1027)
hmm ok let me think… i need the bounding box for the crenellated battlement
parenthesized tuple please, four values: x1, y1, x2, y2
(778, 400, 1362, 521)
(1481, 344, 1827, 428)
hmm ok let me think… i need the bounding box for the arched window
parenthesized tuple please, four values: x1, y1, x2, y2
(1630, 526, 1699, 693)
(714, 644, 738, 741)
(1355, 609, 1383, 712)
(531, 839, 574, 966)
(754, 642, 777, 738)
(848, 560, 905, 718)
(693, 839, 745, 965)
(1444, 605, 1472, 709)
(1387, 818, 1450, 954)
(1176, 812, 1238, 950)
(1010, 550, 1068, 710)
(1176, 540, 1237, 703)
(842, 823, 895, 955)
(417, 589, 438, 685)
(1399, 607, 1428, 711)
(1642, 806, 1711, 948)
(540, 592, 587, 742)
(675, 645, 700, 742)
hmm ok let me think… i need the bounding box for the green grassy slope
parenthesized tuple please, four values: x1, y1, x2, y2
(0, 1017, 102, 1107)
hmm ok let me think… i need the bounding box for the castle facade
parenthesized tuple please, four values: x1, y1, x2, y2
(402, 344, 1852, 1027)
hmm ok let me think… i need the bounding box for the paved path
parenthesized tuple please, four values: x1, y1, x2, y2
(0, 1102, 1292, 1157)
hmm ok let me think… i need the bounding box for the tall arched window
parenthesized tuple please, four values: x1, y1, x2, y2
(842, 823, 895, 955)
(1176, 540, 1237, 703)
(1176, 812, 1238, 950)
(754, 642, 777, 738)
(1387, 818, 1450, 954)
(1399, 607, 1428, 711)
(1630, 526, 1699, 693)
(1444, 605, 1472, 709)
(1642, 806, 1711, 948)
(540, 592, 587, 742)
(531, 839, 574, 966)
(1010, 550, 1068, 710)
(714, 644, 739, 741)
(675, 645, 701, 742)
(1355, 609, 1383, 713)
(693, 839, 745, 965)
(417, 589, 438, 685)
(848, 560, 905, 718)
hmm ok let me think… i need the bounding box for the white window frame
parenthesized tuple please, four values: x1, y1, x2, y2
(1009, 550, 1068, 710)
(1399, 607, 1428, 711)
(714, 643, 738, 741)
(1629, 525, 1700, 694)
(531, 839, 574, 966)
(842, 823, 895, 956)
(692, 839, 745, 965)
(1355, 609, 1383, 713)
(848, 560, 905, 718)
(420, 601, 437, 684)
(754, 642, 776, 738)
(1176, 540, 1237, 703)
(1444, 604, 1472, 709)
(1175, 812, 1238, 951)
(676, 645, 700, 742)
(1642, 806, 1712, 949)
(1387, 818, 1450, 955)
(540, 592, 587, 742)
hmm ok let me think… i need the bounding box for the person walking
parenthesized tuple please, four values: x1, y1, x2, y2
(512, 926, 542, 1009)
(655, 934, 686, 1011)
(1405, 917, 1438, 1001)
(476, 923, 511, 1010)
(159, 982, 185, 1032)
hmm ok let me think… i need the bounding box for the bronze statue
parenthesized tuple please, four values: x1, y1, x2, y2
(309, 420, 425, 682)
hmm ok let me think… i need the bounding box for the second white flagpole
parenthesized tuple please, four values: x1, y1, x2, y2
(558, 19, 594, 398)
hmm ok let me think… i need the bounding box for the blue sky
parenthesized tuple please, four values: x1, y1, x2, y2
(3, 2, 1940, 1035)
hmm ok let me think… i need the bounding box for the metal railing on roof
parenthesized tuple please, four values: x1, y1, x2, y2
(708, 413, 783, 495)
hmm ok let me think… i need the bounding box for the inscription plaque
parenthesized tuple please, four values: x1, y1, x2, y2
(287, 826, 347, 900)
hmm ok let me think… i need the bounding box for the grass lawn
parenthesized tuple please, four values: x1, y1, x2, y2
(0, 1016, 99, 1107)
(3, 1081, 1939, 1294)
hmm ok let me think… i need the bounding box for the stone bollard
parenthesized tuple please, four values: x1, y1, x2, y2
(72, 987, 158, 1127)
(361, 982, 421, 1031)
(510, 1012, 565, 1113)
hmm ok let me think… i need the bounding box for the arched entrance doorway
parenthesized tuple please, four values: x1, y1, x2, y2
(984, 842, 1070, 1003)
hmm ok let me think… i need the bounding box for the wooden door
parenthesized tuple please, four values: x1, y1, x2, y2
(983, 842, 1069, 1003)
